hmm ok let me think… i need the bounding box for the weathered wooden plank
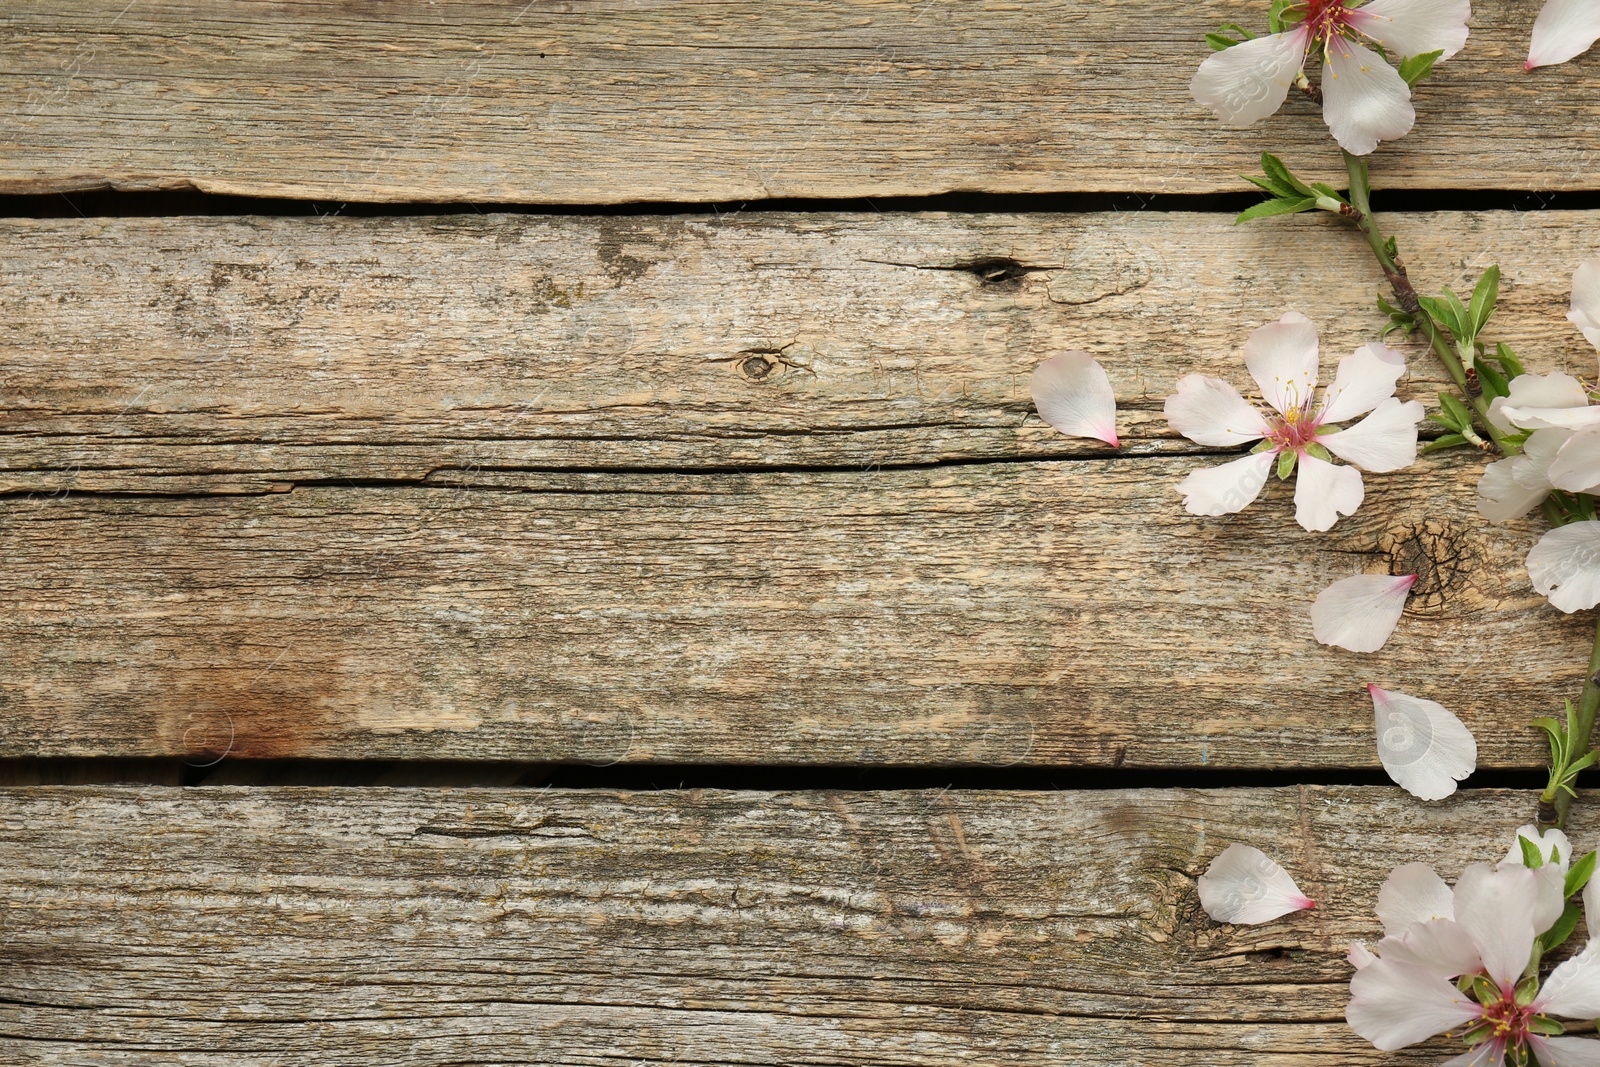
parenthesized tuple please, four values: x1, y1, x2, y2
(2, 1, 1594, 203)
(0, 455, 1580, 766)
(0, 785, 1565, 1064)
(3, 210, 1597, 492)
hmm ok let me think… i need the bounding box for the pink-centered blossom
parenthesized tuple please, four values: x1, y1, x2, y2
(1348, 833, 1600, 1065)
(1165, 313, 1423, 532)
(1528, 0, 1600, 69)
(1191, 0, 1471, 155)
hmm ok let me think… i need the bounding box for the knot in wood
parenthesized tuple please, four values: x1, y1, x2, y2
(738, 354, 775, 381)
(1379, 519, 1474, 611)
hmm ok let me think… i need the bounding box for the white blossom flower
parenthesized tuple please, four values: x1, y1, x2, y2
(1528, 0, 1600, 69)
(1367, 684, 1476, 800)
(1198, 843, 1315, 924)
(1528, 520, 1600, 613)
(1191, 0, 1471, 155)
(1165, 313, 1423, 531)
(1031, 352, 1120, 447)
(1312, 573, 1416, 651)
(1348, 852, 1600, 1064)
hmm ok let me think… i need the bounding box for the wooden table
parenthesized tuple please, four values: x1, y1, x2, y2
(2, 1, 1596, 1062)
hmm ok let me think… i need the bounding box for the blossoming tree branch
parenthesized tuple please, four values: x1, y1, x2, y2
(1034, 0, 1600, 1062)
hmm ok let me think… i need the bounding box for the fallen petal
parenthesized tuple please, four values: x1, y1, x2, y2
(1198, 843, 1315, 924)
(1312, 573, 1416, 652)
(1528, 521, 1600, 612)
(1528, 0, 1600, 68)
(1369, 685, 1477, 801)
(1031, 352, 1120, 446)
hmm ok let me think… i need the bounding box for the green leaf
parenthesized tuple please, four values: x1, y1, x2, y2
(1305, 442, 1333, 463)
(1243, 173, 1300, 199)
(1308, 181, 1348, 205)
(1207, 32, 1241, 50)
(1566, 851, 1597, 898)
(1397, 49, 1445, 88)
(1520, 834, 1546, 869)
(1469, 265, 1501, 336)
(1421, 433, 1469, 453)
(1530, 1015, 1567, 1037)
(1268, 0, 1295, 33)
(1417, 295, 1466, 337)
(1261, 153, 1314, 197)
(1438, 393, 1476, 434)
(1427, 408, 1463, 431)
(1236, 196, 1318, 224)
(1496, 341, 1526, 379)
(1542, 901, 1583, 954)
(1473, 354, 1510, 399)
(1441, 286, 1472, 337)
(1276, 449, 1297, 480)
(1383, 236, 1399, 260)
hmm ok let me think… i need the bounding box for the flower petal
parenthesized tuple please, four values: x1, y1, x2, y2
(1530, 1036, 1600, 1067)
(1369, 684, 1477, 802)
(1373, 919, 1483, 979)
(1319, 397, 1424, 472)
(1477, 457, 1550, 524)
(1246, 311, 1321, 416)
(1032, 352, 1120, 446)
(1500, 372, 1599, 430)
(1529, 0, 1600, 68)
(1503, 825, 1573, 872)
(1538, 940, 1600, 1019)
(1528, 521, 1600, 613)
(1346, 958, 1480, 1051)
(1318, 341, 1407, 424)
(1321, 38, 1415, 156)
(1352, 0, 1472, 59)
(1311, 573, 1416, 653)
(1453, 863, 1541, 988)
(1190, 28, 1311, 127)
(1197, 843, 1315, 924)
(1176, 451, 1273, 517)
(1164, 373, 1270, 446)
(1349, 940, 1376, 969)
(1441, 1041, 1510, 1067)
(1588, 869, 1600, 950)
(1516, 429, 1570, 490)
(1294, 453, 1364, 532)
(1571, 257, 1600, 351)
(1548, 426, 1600, 492)
(1376, 861, 1455, 935)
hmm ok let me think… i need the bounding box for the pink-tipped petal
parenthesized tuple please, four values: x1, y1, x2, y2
(1245, 311, 1321, 416)
(1376, 861, 1455, 936)
(1570, 258, 1600, 351)
(1294, 453, 1364, 532)
(1321, 38, 1415, 156)
(1369, 685, 1477, 801)
(1031, 352, 1120, 446)
(1528, 521, 1600, 613)
(1198, 843, 1315, 924)
(1353, 0, 1472, 60)
(1319, 342, 1408, 424)
(1312, 573, 1416, 653)
(1176, 451, 1273, 517)
(1528, 0, 1600, 68)
(1190, 28, 1311, 127)
(1164, 373, 1270, 447)
(1318, 397, 1424, 472)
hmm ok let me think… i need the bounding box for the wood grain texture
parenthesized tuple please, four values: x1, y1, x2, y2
(2, 1, 1596, 203)
(0, 785, 1576, 1064)
(0, 454, 1583, 766)
(4, 209, 1599, 492)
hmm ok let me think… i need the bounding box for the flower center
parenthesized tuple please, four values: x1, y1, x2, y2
(1266, 406, 1321, 453)
(1292, 0, 1360, 44)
